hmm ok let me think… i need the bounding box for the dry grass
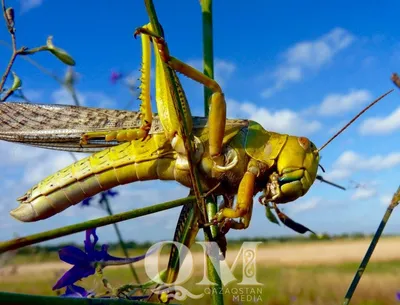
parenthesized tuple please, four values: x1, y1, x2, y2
(1, 237, 399, 304)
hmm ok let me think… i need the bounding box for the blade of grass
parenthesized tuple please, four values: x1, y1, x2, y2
(0, 196, 195, 253)
(144, 0, 207, 222)
(201, 1, 224, 305)
(0, 292, 179, 305)
(341, 185, 400, 305)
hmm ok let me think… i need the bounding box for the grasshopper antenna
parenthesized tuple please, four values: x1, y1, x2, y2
(317, 89, 394, 153)
(316, 175, 346, 191)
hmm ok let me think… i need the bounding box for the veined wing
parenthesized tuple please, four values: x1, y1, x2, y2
(0, 102, 249, 153)
(0, 102, 147, 152)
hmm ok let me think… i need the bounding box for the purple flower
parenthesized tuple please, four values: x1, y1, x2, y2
(61, 284, 93, 298)
(80, 189, 119, 208)
(110, 71, 123, 84)
(53, 228, 152, 290)
(99, 190, 119, 206)
(397, 291, 400, 301)
(80, 197, 93, 207)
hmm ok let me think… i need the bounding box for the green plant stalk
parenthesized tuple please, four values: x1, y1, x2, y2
(201, 0, 218, 240)
(202, 0, 214, 116)
(102, 197, 141, 284)
(164, 200, 200, 283)
(144, 0, 207, 222)
(0, 196, 195, 253)
(204, 197, 224, 305)
(201, 1, 224, 305)
(341, 185, 400, 305)
(0, 292, 179, 305)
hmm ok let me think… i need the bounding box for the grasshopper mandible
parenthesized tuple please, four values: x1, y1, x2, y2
(0, 12, 392, 232)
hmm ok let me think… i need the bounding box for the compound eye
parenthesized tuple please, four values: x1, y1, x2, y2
(298, 137, 310, 150)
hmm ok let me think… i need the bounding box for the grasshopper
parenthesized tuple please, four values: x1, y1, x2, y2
(0, 0, 393, 301)
(0, 3, 390, 230)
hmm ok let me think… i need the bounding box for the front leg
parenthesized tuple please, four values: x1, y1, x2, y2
(212, 169, 257, 230)
(134, 26, 228, 172)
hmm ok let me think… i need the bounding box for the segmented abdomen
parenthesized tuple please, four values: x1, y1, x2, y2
(11, 136, 177, 222)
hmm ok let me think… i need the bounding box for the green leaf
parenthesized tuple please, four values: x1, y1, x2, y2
(10, 71, 21, 91)
(265, 205, 280, 225)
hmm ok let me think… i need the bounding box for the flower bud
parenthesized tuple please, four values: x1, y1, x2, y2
(46, 36, 76, 66)
(5, 7, 14, 28)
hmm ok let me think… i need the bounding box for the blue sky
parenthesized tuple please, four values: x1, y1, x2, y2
(0, 0, 400, 245)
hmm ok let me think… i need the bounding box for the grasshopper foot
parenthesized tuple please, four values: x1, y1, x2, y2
(134, 26, 170, 63)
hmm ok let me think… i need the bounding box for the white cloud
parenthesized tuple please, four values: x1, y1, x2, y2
(318, 89, 372, 116)
(0, 142, 44, 165)
(51, 88, 86, 106)
(351, 188, 377, 200)
(261, 28, 354, 98)
(51, 88, 116, 108)
(22, 152, 76, 185)
(326, 151, 400, 180)
(19, 89, 44, 102)
(379, 194, 392, 206)
(290, 197, 321, 214)
(335, 151, 400, 171)
(227, 99, 321, 136)
(19, 0, 43, 13)
(359, 107, 400, 135)
(0, 142, 83, 185)
(324, 168, 352, 180)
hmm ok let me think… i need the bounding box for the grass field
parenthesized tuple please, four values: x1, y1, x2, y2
(1, 237, 399, 304)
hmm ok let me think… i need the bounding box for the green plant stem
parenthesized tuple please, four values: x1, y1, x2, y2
(0, 292, 179, 305)
(201, 1, 224, 305)
(103, 197, 141, 284)
(342, 185, 400, 305)
(202, 0, 214, 116)
(144, 0, 207, 222)
(0, 196, 194, 253)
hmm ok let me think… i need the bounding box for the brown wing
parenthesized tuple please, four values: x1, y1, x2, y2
(0, 102, 249, 153)
(0, 102, 145, 152)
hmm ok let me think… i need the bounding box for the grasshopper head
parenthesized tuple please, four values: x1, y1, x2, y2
(271, 136, 319, 203)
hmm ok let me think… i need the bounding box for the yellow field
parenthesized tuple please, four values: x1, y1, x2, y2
(1, 237, 400, 305)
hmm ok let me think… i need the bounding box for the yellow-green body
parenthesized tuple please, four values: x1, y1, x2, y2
(1, 106, 319, 224)
(0, 15, 321, 238)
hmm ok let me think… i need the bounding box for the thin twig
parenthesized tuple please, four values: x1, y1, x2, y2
(0, 0, 22, 94)
(1, 86, 13, 100)
(341, 185, 400, 305)
(0, 39, 64, 83)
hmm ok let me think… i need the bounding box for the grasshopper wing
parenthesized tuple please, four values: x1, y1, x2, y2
(0, 102, 146, 153)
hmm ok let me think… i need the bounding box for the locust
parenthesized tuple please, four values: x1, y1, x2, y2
(0, 2, 390, 230)
(0, 23, 391, 227)
(0, 0, 393, 302)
